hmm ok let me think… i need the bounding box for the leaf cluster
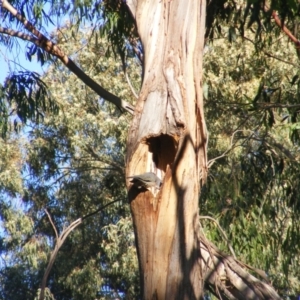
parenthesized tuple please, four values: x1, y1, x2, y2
(1, 71, 59, 138)
(0, 26, 141, 299)
(2, 1, 300, 299)
(201, 13, 300, 296)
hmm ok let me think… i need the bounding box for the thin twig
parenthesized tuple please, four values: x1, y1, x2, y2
(263, 51, 299, 67)
(208, 130, 246, 169)
(84, 144, 125, 173)
(44, 209, 58, 240)
(243, 35, 299, 67)
(82, 199, 121, 220)
(125, 71, 138, 99)
(200, 216, 236, 258)
(256, 102, 300, 109)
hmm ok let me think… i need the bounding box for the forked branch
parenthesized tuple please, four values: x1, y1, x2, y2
(39, 200, 120, 300)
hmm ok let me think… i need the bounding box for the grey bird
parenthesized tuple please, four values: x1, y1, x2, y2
(127, 172, 162, 189)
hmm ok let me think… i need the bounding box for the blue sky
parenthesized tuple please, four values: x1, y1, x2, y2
(0, 10, 55, 241)
(0, 1, 60, 84)
(0, 42, 45, 84)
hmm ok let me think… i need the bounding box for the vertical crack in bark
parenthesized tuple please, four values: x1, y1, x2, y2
(164, 66, 186, 131)
(126, 0, 207, 298)
(194, 0, 208, 184)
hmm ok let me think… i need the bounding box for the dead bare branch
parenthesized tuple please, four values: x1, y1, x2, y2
(44, 209, 58, 240)
(199, 233, 281, 299)
(199, 216, 236, 258)
(39, 199, 121, 300)
(125, 71, 138, 99)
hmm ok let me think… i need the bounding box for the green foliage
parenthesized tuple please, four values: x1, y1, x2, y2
(206, 0, 300, 41)
(201, 15, 300, 296)
(98, 0, 138, 61)
(101, 217, 139, 298)
(0, 137, 24, 195)
(2, 71, 59, 134)
(2, 0, 300, 299)
(0, 26, 141, 299)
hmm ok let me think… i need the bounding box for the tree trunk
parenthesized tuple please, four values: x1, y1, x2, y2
(126, 0, 207, 299)
(125, 1, 282, 299)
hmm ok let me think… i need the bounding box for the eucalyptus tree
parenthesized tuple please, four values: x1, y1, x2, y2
(202, 18, 300, 296)
(1, 0, 300, 299)
(0, 26, 141, 299)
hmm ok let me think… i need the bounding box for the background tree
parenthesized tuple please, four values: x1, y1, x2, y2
(202, 18, 300, 296)
(0, 26, 140, 299)
(1, 0, 300, 299)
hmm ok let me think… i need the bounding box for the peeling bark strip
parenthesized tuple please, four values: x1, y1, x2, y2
(126, 0, 208, 175)
(199, 235, 282, 300)
(125, 0, 282, 299)
(126, 0, 207, 299)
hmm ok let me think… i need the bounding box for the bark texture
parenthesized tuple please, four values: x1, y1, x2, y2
(126, 0, 207, 299)
(199, 234, 282, 300)
(125, 1, 282, 300)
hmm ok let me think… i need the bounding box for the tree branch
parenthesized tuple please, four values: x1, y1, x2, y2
(84, 144, 125, 174)
(39, 217, 82, 300)
(256, 102, 300, 109)
(199, 234, 281, 300)
(0, 0, 135, 114)
(243, 35, 299, 67)
(125, 71, 138, 99)
(208, 130, 245, 169)
(39, 199, 121, 300)
(82, 199, 121, 221)
(263, 4, 300, 50)
(44, 209, 58, 240)
(199, 216, 236, 258)
(263, 51, 299, 67)
(0, 26, 39, 44)
(270, 10, 300, 48)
